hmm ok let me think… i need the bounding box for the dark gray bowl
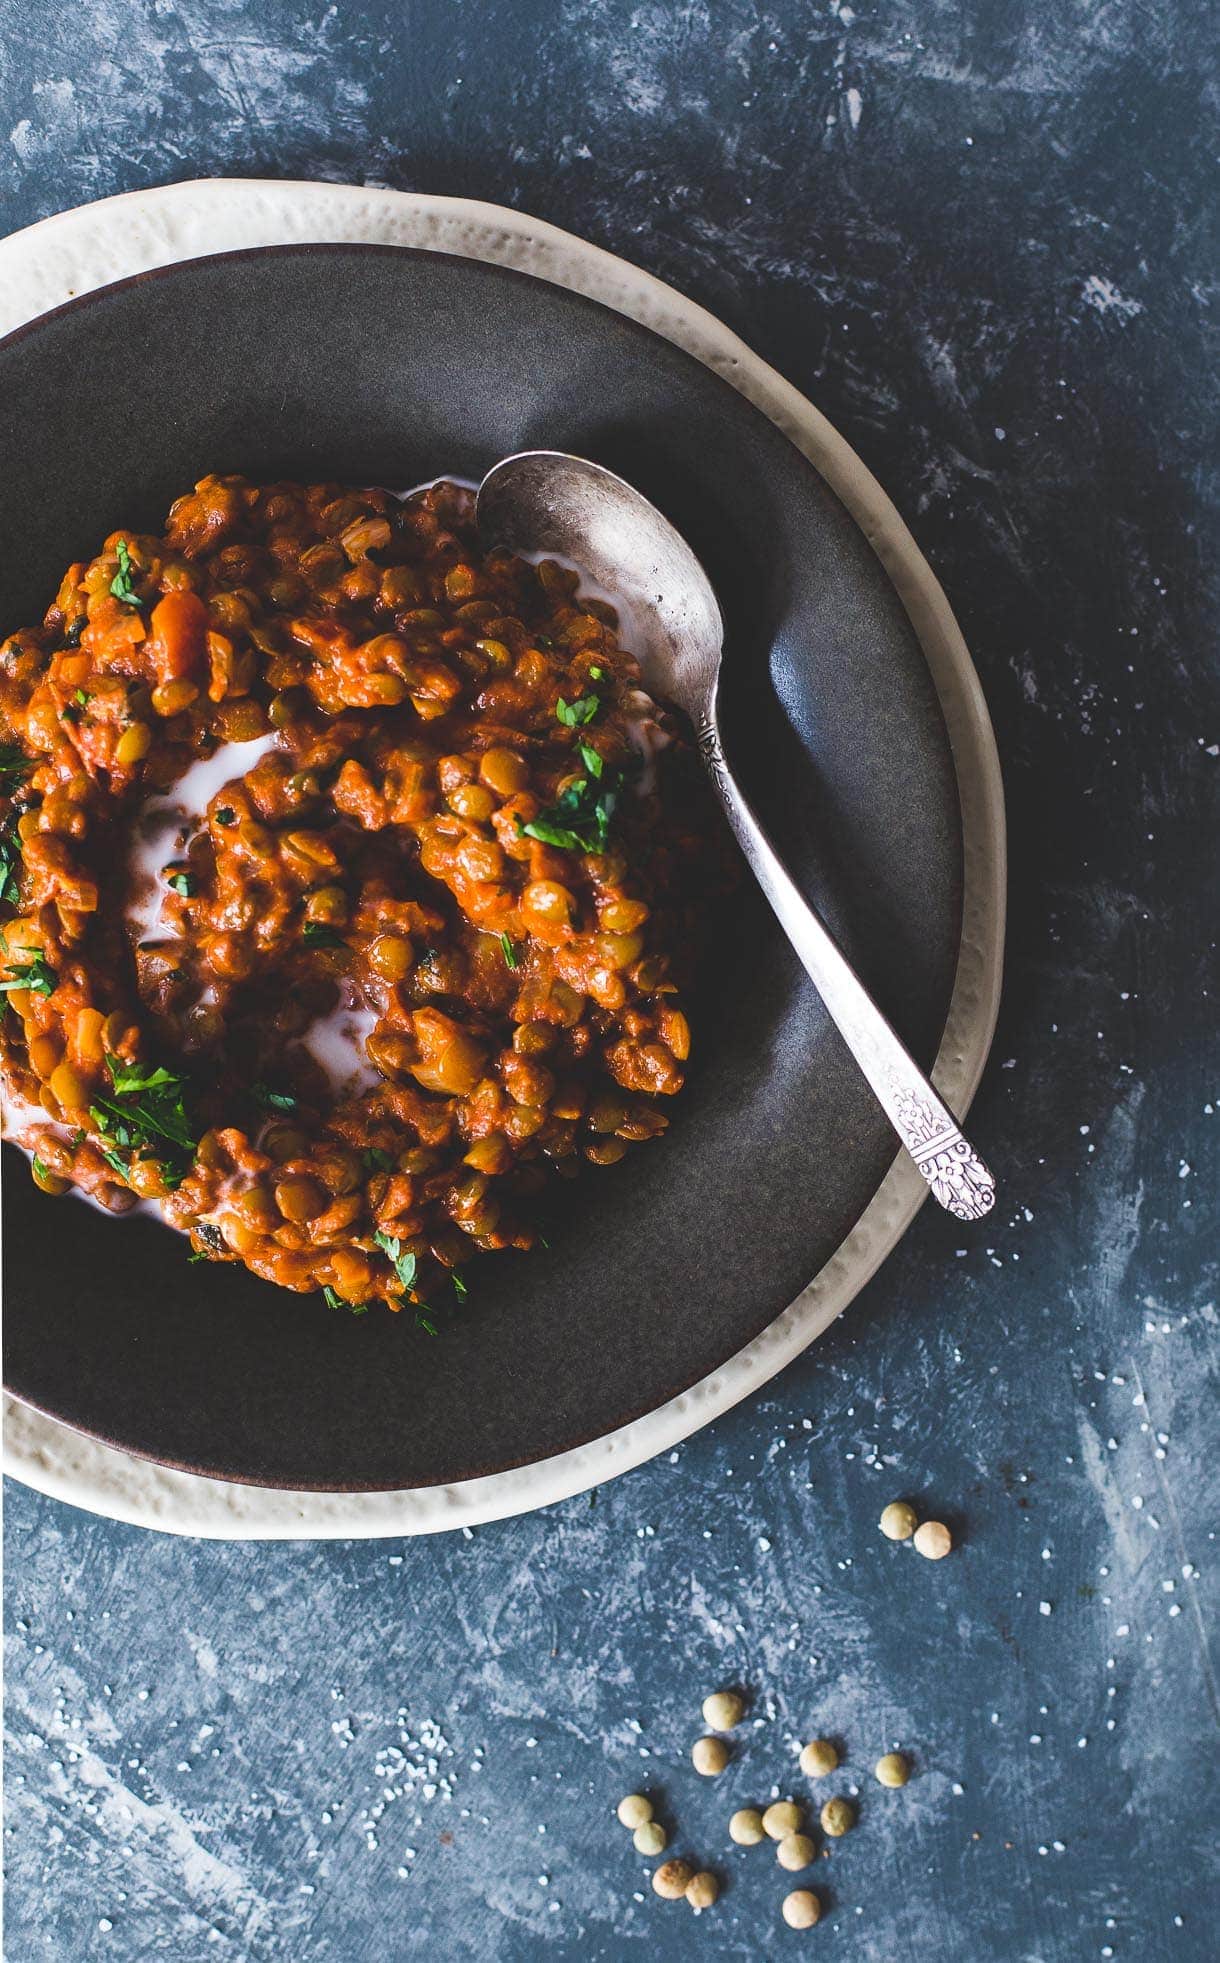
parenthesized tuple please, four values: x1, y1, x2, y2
(0, 245, 961, 1489)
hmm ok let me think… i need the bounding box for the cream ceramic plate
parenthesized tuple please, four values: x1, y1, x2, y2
(0, 180, 1004, 1537)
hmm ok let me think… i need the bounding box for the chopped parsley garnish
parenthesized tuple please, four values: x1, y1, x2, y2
(518, 769, 619, 855)
(374, 1228, 438, 1330)
(588, 664, 606, 681)
(452, 1271, 468, 1301)
(214, 805, 236, 826)
(0, 814, 20, 905)
(374, 1229, 417, 1293)
(302, 921, 347, 950)
(250, 1081, 297, 1112)
(166, 870, 196, 897)
(362, 1146, 395, 1174)
(323, 1284, 370, 1316)
(109, 540, 141, 607)
(88, 1053, 197, 1187)
(74, 687, 89, 707)
(578, 741, 603, 779)
(31, 1153, 49, 1182)
(556, 693, 599, 728)
(0, 744, 30, 790)
(0, 953, 57, 996)
(499, 932, 518, 970)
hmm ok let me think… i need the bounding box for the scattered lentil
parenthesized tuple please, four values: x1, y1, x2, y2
(634, 1820, 668, 1857)
(879, 1500, 919, 1541)
(799, 1738, 839, 1778)
(820, 1796, 856, 1837)
(692, 1735, 730, 1777)
(783, 1889, 822, 1929)
(702, 1689, 745, 1731)
(778, 1832, 816, 1871)
(652, 1858, 695, 1900)
(763, 1800, 803, 1840)
(729, 1807, 766, 1846)
(617, 1794, 653, 1830)
(686, 1871, 720, 1909)
(914, 1520, 953, 1561)
(875, 1752, 910, 1788)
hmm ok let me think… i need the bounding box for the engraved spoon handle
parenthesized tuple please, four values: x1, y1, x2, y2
(697, 718, 996, 1221)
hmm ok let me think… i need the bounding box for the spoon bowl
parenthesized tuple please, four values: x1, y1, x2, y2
(477, 449, 725, 717)
(478, 450, 996, 1221)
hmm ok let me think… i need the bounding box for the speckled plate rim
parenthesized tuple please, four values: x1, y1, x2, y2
(0, 179, 1005, 1538)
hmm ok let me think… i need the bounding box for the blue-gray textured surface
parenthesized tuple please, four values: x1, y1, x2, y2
(3, 1, 1218, 1958)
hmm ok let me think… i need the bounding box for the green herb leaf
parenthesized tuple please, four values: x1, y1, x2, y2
(0, 814, 20, 906)
(518, 813, 586, 852)
(97, 1144, 131, 1182)
(577, 741, 604, 780)
(166, 870, 196, 898)
(499, 931, 518, 970)
(415, 1311, 439, 1335)
(214, 805, 236, 827)
(517, 762, 620, 855)
(588, 664, 606, 681)
(362, 1146, 395, 1174)
(556, 693, 599, 728)
(0, 953, 57, 997)
(302, 921, 347, 950)
(31, 1153, 49, 1182)
(109, 539, 141, 607)
(0, 743, 31, 790)
(250, 1081, 297, 1112)
(452, 1271, 468, 1300)
(74, 687, 90, 707)
(91, 1052, 197, 1156)
(374, 1229, 418, 1294)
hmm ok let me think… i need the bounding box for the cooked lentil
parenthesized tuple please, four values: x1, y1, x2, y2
(0, 477, 720, 1314)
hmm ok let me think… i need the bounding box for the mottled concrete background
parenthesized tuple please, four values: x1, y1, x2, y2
(3, 1, 1217, 1957)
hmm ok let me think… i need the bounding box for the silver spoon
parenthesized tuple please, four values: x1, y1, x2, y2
(477, 450, 996, 1222)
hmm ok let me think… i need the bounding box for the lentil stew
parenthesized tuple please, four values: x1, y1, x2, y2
(0, 476, 721, 1319)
